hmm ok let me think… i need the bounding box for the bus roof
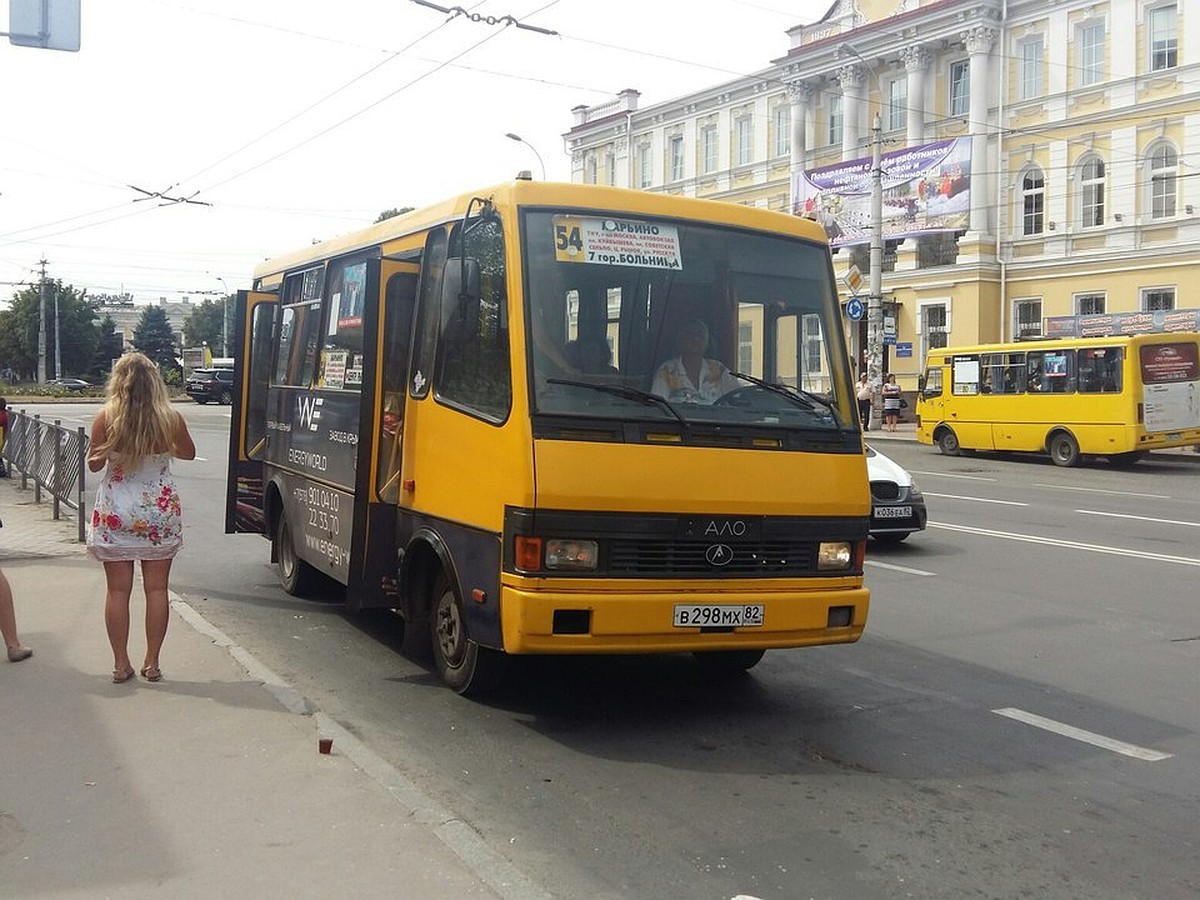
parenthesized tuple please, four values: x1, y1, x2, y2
(252, 179, 829, 288)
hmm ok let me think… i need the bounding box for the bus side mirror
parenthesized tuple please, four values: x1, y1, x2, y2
(917, 374, 925, 392)
(442, 257, 481, 320)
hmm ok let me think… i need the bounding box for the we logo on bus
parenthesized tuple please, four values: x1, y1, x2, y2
(296, 396, 324, 433)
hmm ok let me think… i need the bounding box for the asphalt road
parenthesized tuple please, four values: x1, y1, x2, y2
(23, 402, 1200, 900)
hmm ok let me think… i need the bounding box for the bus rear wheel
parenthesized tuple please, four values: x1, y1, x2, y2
(1049, 432, 1081, 467)
(276, 513, 317, 596)
(936, 428, 961, 456)
(429, 572, 506, 696)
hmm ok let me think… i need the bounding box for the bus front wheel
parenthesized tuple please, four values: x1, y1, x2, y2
(936, 428, 961, 456)
(1049, 432, 1081, 467)
(430, 572, 506, 696)
(276, 513, 317, 596)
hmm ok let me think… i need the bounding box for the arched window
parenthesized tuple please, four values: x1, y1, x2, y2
(1148, 143, 1178, 219)
(1079, 155, 1105, 228)
(1020, 167, 1045, 235)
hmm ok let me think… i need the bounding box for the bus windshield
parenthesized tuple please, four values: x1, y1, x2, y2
(523, 210, 851, 432)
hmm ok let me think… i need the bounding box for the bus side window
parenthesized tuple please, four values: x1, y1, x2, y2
(376, 272, 417, 503)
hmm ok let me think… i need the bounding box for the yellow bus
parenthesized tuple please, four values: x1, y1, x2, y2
(225, 178, 871, 694)
(916, 332, 1200, 466)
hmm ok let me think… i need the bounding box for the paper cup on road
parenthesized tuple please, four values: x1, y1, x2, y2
(318, 737, 333, 754)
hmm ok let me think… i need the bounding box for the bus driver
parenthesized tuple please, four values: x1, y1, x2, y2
(651, 318, 737, 404)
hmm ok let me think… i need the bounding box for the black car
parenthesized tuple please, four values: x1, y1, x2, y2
(185, 368, 236, 404)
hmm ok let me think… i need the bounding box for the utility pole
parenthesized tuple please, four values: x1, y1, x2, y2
(866, 112, 884, 431)
(54, 278, 62, 379)
(37, 258, 48, 384)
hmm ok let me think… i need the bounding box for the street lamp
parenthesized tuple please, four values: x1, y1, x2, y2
(211, 275, 230, 358)
(842, 45, 885, 431)
(505, 132, 546, 180)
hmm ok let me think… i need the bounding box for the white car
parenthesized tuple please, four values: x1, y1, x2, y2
(866, 445, 927, 542)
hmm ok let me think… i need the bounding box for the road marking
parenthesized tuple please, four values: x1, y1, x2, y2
(928, 522, 1200, 567)
(1076, 509, 1200, 528)
(865, 559, 936, 576)
(992, 708, 1173, 761)
(1033, 482, 1170, 500)
(911, 470, 996, 482)
(925, 492, 1028, 506)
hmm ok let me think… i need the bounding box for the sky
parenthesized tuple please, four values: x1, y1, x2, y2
(0, 0, 831, 305)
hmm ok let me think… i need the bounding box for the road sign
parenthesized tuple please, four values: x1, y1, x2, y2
(845, 297, 865, 321)
(844, 265, 863, 293)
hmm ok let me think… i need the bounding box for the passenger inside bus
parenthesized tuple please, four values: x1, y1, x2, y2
(651, 318, 737, 404)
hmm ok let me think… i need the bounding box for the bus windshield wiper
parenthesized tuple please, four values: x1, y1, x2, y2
(547, 378, 690, 428)
(724, 372, 840, 415)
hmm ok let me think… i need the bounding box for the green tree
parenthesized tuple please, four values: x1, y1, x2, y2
(0, 280, 98, 380)
(183, 296, 227, 352)
(90, 315, 125, 381)
(375, 207, 414, 223)
(132, 305, 180, 375)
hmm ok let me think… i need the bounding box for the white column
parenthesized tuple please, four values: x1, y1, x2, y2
(838, 64, 865, 157)
(964, 26, 998, 234)
(788, 82, 813, 212)
(900, 45, 930, 147)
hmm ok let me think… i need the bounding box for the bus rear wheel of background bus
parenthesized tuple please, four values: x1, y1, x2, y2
(430, 572, 506, 696)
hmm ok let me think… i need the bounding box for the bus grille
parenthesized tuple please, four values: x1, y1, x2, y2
(609, 539, 817, 577)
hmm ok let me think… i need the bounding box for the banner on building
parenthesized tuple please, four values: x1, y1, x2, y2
(1044, 308, 1200, 338)
(793, 138, 972, 247)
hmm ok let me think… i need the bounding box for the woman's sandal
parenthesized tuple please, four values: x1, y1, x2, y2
(140, 665, 162, 683)
(112, 667, 136, 684)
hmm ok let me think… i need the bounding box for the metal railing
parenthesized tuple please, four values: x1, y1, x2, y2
(2, 411, 89, 541)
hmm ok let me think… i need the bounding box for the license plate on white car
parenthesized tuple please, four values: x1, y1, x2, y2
(874, 505, 912, 519)
(673, 604, 764, 627)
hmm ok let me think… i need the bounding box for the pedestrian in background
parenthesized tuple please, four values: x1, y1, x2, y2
(0, 397, 10, 477)
(881, 373, 902, 432)
(87, 353, 195, 684)
(855, 373, 873, 429)
(1, 567, 33, 662)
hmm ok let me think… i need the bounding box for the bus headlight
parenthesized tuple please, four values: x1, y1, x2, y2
(817, 541, 853, 571)
(544, 539, 599, 571)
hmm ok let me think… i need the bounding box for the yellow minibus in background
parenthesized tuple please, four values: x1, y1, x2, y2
(916, 332, 1200, 466)
(226, 179, 871, 695)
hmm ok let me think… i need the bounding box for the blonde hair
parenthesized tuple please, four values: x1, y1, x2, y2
(99, 353, 178, 468)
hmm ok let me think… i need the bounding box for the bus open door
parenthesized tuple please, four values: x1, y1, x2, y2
(225, 289, 277, 536)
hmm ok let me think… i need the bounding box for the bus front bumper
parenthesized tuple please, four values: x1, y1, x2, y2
(498, 583, 869, 654)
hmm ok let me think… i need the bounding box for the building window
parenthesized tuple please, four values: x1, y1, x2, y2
(668, 135, 683, 181)
(1019, 37, 1044, 100)
(1149, 5, 1178, 72)
(886, 78, 906, 131)
(1021, 168, 1045, 236)
(949, 60, 970, 117)
(917, 233, 961, 268)
(1078, 22, 1105, 86)
(773, 104, 791, 157)
(1079, 156, 1105, 228)
(701, 124, 718, 174)
(1014, 298, 1043, 340)
(604, 152, 615, 186)
(828, 95, 842, 146)
(1148, 143, 1178, 219)
(586, 156, 597, 184)
(735, 116, 753, 166)
(738, 321, 754, 373)
(1141, 287, 1175, 311)
(637, 144, 652, 189)
(921, 304, 949, 362)
(1075, 292, 1105, 315)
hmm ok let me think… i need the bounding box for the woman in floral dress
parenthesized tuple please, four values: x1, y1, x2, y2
(87, 353, 196, 684)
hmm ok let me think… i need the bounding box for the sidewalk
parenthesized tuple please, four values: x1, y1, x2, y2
(0, 482, 528, 900)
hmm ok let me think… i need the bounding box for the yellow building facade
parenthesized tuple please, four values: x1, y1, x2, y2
(564, 0, 1198, 396)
